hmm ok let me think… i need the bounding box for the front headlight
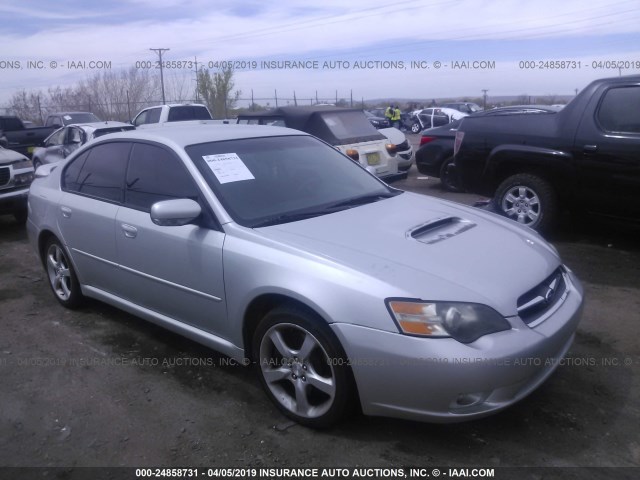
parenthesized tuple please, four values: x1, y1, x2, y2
(386, 299, 511, 343)
(13, 160, 33, 170)
(14, 171, 34, 185)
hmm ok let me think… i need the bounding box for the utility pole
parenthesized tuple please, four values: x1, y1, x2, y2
(194, 56, 200, 102)
(150, 48, 170, 104)
(482, 89, 488, 109)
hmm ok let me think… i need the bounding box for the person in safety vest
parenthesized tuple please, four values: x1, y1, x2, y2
(384, 105, 394, 126)
(391, 105, 401, 128)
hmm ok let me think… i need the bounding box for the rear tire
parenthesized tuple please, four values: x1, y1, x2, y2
(439, 157, 460, 192)
(44, 238, 84, 308)
(492, 173, 557, 232)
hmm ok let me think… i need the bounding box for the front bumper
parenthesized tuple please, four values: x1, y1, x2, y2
(0, 186, 29, 215)
(330, 270, 583, 423)
(379, 170, 409, 184)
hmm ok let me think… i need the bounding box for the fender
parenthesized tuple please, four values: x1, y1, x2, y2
(484, 144, 576, 190)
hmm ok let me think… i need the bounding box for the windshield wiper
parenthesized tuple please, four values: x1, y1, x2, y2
(251, 192, 400, 228)
(326, 192, 400, 209)
(251, 209, 337, 228)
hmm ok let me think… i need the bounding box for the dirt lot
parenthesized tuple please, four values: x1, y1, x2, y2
(1, 148, 639, 475)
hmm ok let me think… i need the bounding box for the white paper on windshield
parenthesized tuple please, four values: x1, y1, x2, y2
(63, 115, 72, 121)
(202, 153, 255, 184)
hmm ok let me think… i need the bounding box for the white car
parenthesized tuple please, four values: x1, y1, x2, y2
(237, 107, 408, 182)
(32, 122, 135, 169)
(380, 127, 413, 171)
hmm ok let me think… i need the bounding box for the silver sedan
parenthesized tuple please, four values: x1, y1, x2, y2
(27, 125, 583, 427)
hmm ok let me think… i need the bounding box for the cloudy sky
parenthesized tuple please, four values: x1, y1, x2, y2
(2, 0, 640, 107)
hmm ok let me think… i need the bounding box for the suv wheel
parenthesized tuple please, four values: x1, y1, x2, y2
(439, 157, 460, 192)
(493, 173, 557, 231)
(410, 122, 421, 134)
(253, 306, 354, 428)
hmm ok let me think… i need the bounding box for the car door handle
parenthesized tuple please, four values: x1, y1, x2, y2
(121, 224, 138, 238)
(60, 206, 72, 218)
(583, 144, 598, 153)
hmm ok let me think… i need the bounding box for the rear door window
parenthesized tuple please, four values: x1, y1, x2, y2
(597, 86, 640, 134)
(63, 142, 131, 203)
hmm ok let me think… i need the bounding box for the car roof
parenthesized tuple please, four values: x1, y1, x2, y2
(70, 121, 133, 130)
(49, 111, 96, 115)
(95, 123, 307, 148)
(237, 106, 384, 145)
(238, 106, 363, 125)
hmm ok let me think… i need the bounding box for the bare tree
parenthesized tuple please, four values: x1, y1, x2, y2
(80, 67, 159, 121)
(5, 89, 44, 123)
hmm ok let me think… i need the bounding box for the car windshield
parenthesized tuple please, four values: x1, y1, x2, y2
(186, 135, 400, 227)
(317, 111, 381, 143)
(92, 126, 136, 138)
(65, 113, 100, 123)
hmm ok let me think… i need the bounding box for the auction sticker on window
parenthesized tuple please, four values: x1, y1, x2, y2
(202, 153, 255, 184)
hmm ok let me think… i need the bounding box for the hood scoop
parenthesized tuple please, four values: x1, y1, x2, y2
(408, 216, 476, 245)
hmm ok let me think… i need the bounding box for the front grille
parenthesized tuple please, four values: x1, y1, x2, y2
(395, 140, 410, 152)
(517, 267, 567, 325)
(0, 167, 10, 186)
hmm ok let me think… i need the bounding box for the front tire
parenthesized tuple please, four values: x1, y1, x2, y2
(410, 122, 421, 133)
(44, 238, 83, 308)
(493, 173, 557, 232)
(253, 306, 354, 428)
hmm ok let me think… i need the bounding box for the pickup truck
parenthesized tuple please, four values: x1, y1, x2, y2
(0, 116, 55, 157)
(452, 75, 640, 231)
(0, 146, 34, 223)
(132, 103, 213, 128)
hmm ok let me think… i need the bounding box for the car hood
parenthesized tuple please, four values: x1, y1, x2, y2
(257, 192, 560, 316)
(0, 148, 28, 165)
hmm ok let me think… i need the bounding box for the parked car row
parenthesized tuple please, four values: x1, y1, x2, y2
(415, 105, 563, 191)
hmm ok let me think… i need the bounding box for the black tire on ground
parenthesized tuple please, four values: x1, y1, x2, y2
(439, 157, 460, 192)
(43, 237, 84, 309)
(410, 122, 421, 133)
(492, 173, 558, 232)
(252, 305, 355, 428)
(13, 208, 28, 224)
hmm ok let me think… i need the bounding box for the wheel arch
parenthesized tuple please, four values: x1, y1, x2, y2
(486, 146, 575, 199)
(37, 229, 59, 267)
(242, 293, 334, 362)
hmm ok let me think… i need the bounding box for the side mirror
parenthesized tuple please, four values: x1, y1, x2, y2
(150, 199, 201, 226)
